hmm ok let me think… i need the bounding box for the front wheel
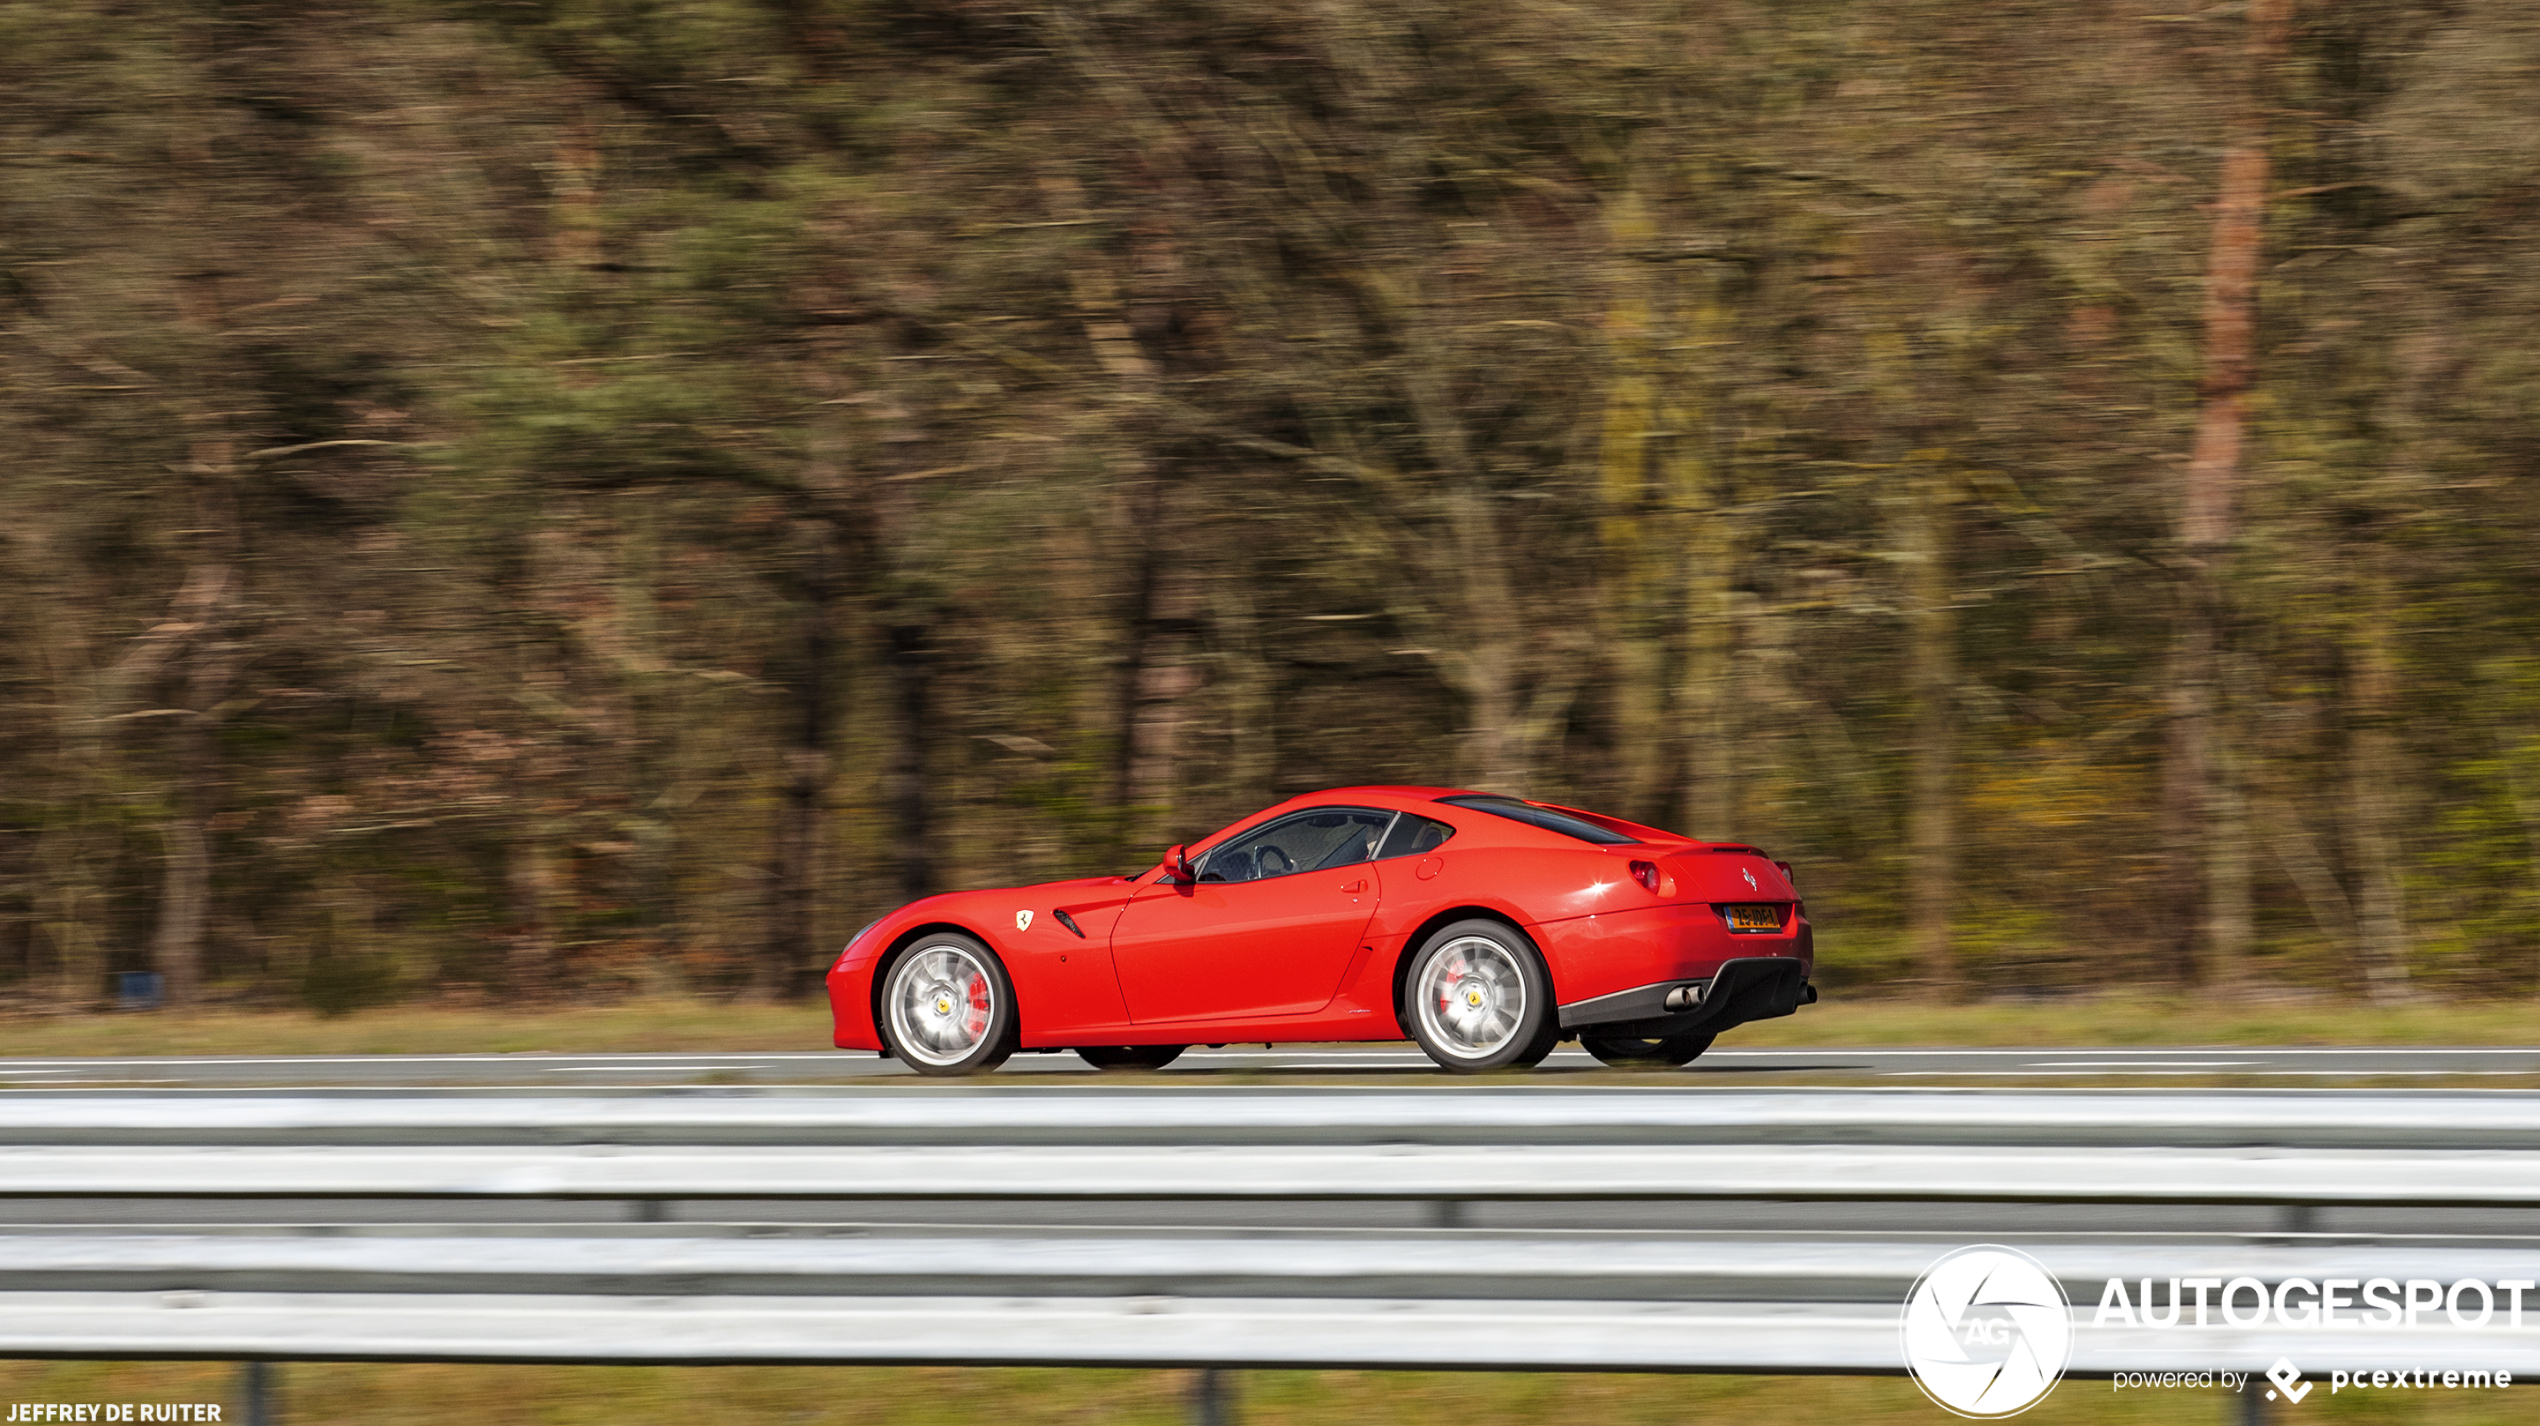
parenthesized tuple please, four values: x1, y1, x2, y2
(880, 933, 1017, 1077)
(1075, 1045, 1186, 1071)
(1405, 919, 1559, 1073)
(1580, 1029, 1715, 1068)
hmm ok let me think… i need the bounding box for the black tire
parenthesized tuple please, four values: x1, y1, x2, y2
(1075, 1044, 1187, 1071)
(1403, 918, 1560, 1073)
(1580, 1029, 1715, 1068)
(878, 932, 1018, 1077)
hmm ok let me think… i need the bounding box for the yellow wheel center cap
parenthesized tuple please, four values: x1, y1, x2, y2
(934, 997, 953, 1015)
(1465, 989, 1484, 1007)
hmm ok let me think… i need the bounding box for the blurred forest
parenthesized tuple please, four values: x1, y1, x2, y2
(4, 0, 2539, 1013)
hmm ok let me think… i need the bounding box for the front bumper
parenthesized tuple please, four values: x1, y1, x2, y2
(1556, 956, 1817, 1037)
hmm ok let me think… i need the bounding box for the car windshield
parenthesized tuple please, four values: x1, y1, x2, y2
(1438, 795, 1638, 845)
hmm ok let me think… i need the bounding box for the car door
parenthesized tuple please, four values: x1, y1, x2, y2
(1108, 808, 1394, 1023)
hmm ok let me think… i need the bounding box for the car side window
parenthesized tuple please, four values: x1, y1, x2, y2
(1200, 809, 1396, 883)
(1376, 814, 1455, 860)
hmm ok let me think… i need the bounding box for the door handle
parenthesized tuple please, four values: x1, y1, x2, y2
(1340, 879, 1366, 894)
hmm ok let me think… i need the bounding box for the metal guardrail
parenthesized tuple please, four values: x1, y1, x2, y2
(7, 1234, 2540, 1307)
(4, 1089, 2539, 1399)
(5, 1088, 2540, 1147)
(3, 1236, 2538, 1375)
(12, 1289, 2530, 1377)
(7, 1141, 2540, 1205)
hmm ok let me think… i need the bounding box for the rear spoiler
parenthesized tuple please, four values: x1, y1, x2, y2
(1686, 843, 1797, 888)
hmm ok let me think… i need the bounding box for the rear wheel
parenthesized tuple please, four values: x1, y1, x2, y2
(881, 933, 1017, 1077)
(1405, 919, 1559, 1073)
(1580, 1029, 1715, 1068)
(1075, 1045, 1186, 1071)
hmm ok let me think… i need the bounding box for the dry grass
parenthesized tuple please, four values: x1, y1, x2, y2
(1730, 990, 2540, 1049)
(0, 990, 2531, 1060)
(0, 998, 827, 1058)
(11, 1361, 2526, 1426)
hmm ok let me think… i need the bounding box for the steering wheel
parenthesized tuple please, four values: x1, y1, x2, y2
(1255, 844, 1295, 877)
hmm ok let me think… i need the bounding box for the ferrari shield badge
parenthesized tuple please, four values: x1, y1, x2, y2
(1014, 909, 1034, 932)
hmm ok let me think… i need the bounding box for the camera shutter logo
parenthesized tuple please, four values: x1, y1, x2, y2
(1901, 1245, 2073, 1418)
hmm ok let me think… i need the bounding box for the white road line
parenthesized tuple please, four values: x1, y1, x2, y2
(0, 1053, 855, 1069)
(536, 1065, 765, 1073)
(1711, 1047, 2540, 1057)
(1883, 1069, 2540, 1077)
(14, 1077, 2540, 1087)
(1, 1046, 2537, 1073)
(2026, 1061, 2262, 1069)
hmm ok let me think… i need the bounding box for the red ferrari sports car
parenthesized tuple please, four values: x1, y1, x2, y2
(827, 786, 1815, 1075)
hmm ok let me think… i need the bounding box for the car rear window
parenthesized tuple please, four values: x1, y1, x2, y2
(1377, 814, 1456, 859)
(1437, 795, 1639, 845)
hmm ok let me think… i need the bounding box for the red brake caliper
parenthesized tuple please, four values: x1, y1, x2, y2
(963, 972, 990, 1040)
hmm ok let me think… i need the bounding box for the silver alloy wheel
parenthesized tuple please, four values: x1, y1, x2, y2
(885, 942, 998, 1067)
(1413, 934, 1528, 1060)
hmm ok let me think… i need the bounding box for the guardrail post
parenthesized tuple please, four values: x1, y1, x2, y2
(239, 1361, 276, 1426)
(2240, 1381, 2264, 1426)
(1190, 1367, 1232, 1426)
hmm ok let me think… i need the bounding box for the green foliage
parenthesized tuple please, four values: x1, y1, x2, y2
(2, 0, 2538, 1007)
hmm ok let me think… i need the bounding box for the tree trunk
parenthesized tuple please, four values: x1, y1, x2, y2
(149, 545, 236, 1008)
(884, 618, 935, 907)
(155, 100, 240, 1006)
(1211, 580, 1277, 815)
(2159, 606, 2214, 983)
(1903, 465, 1958, 996)
(1596, 185, 1674, 823)
(1671, 277, 1735, 843)
(1064, 237, 1174, 857)
(1408, 364, 1533, 798)
(505, 833, 555, 1000)
(2259, 791, 2355, 954)
(2166, 0, 2288, 987)
(1456, 647, 1527, 795)
(1109, 466, 1165, 849)
(2205, 699, 2254, 995)
(151, 686, 219, 1007)
(2347, 559, 2410, 1002)
(1596, 374, 1669, 820)
(2496, 718, 2540, 999)
(758, 518, 838, 1000)
(1677, 485, 1735, 840)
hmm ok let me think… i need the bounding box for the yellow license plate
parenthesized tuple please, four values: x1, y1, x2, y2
(1726, 905, 1780, 931)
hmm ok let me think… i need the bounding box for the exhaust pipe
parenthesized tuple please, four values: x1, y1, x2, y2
(1663, 983, 1705, 1012)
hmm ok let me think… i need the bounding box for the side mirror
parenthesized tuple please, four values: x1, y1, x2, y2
(1162, 845, 1193, 883)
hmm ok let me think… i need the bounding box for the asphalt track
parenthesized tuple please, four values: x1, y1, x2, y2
(4, 1043, 2539, 1089)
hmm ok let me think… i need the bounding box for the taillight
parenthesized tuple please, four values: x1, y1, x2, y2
(1630, 860, 1660, 892)
(1775, 860, 1796, 887)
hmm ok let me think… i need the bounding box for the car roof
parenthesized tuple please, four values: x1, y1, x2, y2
(1287, 785, 1482, 805)
(1271, 786, 1692, 845)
